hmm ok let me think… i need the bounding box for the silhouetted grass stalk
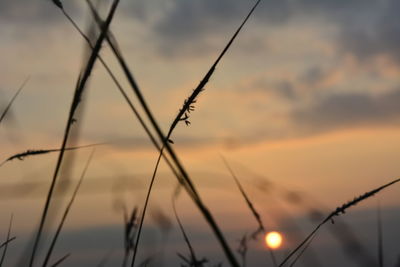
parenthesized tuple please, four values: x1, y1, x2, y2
(49, 253, 70, 267)
(84, 3, 241, 266)
(377, 201, 384, 267)
(0, 214, 13, 267)
(279, 177, 400, 267)
(0, 238, 16, 250)
(0, 143, 102, 167)
(221, 156, 278, 267)
(172, 195, 201, 266)
(54, 1, 182, 183)
(122, 207, 139, 267)
(42, 149, 96, 267)
(118, 1, 262, 265)
(28, 1, 120, 266)
(0, 77, 29, 125)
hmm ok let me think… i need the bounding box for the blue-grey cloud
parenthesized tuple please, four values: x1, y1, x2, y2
(0, 0, 80, 25)
(123, 0, 292, 57)
(121, 0, 400, 63)
(337, 0, 400, 63)
(290, 88, 400, 134)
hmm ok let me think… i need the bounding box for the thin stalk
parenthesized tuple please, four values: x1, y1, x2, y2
(86, 2, 247, 266)
(377, 201, 384, 267)
(42, 149, 95, 267)
(172, 196, 199, 266)
(125, 0, 262, 264)
(288, 233, 317, 267)
(49, 253, 70, 267)
(0, 77, 29, 125)
(221, 156, 278, 267)
(0, 237, 16, 250)
(0, 214, 13, 267)
(0, 143, 102, 167)
(279, 178, 400, 267)
(54, 3, 181, 181)
(29, 1, 120, 266)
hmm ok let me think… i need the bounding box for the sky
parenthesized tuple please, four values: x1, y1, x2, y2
(1, 0, 400, 266)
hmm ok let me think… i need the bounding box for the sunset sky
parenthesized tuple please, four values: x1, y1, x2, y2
(1, 0, 400, 266)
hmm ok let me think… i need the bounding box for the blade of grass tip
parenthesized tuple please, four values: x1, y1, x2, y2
(49, 253, 70, 267)
(136, 0, 263, 217)
(0, 77, 30, 125)
(172, 196, 199, 266)
(279, 177, 400, 267)
(0, 143, 104, 167)
(377, 200, 384, 267)
(29, 2, 120, 266)
(167, 0, 262, 138)
(0, 237, 16, 250)
(42, 149, 95, 267)
(85, 2, 253, 266)
(54, 0, 181, 183)
(221, 156, 278, 267)
(221, 156, 265, 233)
(0, 214, 13, 267)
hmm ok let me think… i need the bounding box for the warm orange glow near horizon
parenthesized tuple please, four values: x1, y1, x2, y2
(265, 231, 283, 250)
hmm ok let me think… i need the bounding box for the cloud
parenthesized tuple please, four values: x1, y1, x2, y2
(122, 0, 292, 57)
(120, 0, 400, 65)
(0, 0, 80, 25)
(337, 0, 400, 63)
(290, 88, 400, 134)
(4, 0, 398, 64)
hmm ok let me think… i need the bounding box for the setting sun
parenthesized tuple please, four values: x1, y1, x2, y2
(265, 231, 283, 249)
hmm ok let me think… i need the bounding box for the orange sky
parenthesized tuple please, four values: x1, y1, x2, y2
(1, 0, 400, 266)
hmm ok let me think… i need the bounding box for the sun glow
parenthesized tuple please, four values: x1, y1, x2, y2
(265, 231, 283, 249)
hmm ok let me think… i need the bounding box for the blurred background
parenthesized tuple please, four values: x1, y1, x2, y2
(0, 0, 400, 266)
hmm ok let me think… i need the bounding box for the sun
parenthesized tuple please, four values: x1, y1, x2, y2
(265, 231, 283, 249)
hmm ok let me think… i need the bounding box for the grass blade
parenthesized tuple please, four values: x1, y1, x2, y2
(279, 178, 400, 267)
(221, 156, 278, 267)
(0, 214, 13, 267)
(167, 0, 262, 137)
(0, 143, 103, 167)
(42, 149, 95, 267)
(28, 1, 120, 266)
(0, 77, 29, 125)
(221, 156, 265, 235)
(53, 1, 181, 183)
(377, 201, 384, 267)
(172, 196, 200, 266)
(122, 207, 138, 267)
(49, 253, 70, 267)
(0, 237, 16, 250)
(120, 0, 262, 264)
(85, 1, 263, 265)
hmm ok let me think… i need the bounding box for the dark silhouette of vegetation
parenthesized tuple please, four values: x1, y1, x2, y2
(29, 1, 121, 266)
(0, 143, 102, 167)
(0, 78, 29, 126)
(279, 178, 400, 267)
(0, 214, 13, 267)
(1, 1, 399, 266)
(42, 149, 95, 267)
